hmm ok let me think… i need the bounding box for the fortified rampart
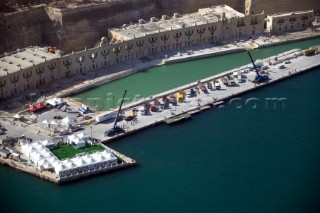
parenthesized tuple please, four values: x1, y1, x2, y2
(49, 0, 157, 53)
(0, 6, 55, 54)
(0, 0, 319, 54)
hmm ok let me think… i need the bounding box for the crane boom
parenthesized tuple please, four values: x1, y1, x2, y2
(113, 90, 127, 129)
(247, 51, 260, 77)
(247, 51, 268, 83)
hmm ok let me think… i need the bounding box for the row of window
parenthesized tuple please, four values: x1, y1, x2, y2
(275, 15, 311, 23)
(276, 22, 308, 31)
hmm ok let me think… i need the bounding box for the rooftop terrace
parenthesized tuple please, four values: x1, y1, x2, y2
(110, 5, 245, 40)
(268, 10, 313, 18)
(0, 47, 58, 77)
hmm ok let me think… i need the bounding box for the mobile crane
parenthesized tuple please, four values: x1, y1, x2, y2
(247, 51, 268, 83)
(104, 90, 127, 137)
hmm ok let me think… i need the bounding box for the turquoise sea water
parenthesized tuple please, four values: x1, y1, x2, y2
(1, 38, 320, 213)
(73, 38, 320, 111)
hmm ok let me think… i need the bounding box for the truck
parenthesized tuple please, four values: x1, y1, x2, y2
(95, 110, 117, 123)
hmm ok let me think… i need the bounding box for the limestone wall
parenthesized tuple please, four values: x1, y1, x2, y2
(0, 6, 53, 54)
(48, 0, 157, 53)
(1, 0, 319, 55)
(156, 0, 244, 14)
(245, 0, 320, 15)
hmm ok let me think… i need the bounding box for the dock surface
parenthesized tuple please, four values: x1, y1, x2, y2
(0, 47, 319, 184)
(86, 49, 320, 143)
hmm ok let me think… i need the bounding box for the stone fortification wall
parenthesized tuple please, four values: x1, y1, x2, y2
(156, 0, 244, 14)
(0, 6, 55, 54)
(55, 0, 157, 53)
(245, 0, 320, 15)
(1, 0, 319, 55)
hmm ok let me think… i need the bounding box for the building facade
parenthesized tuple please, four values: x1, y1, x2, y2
(266, 10, 314, 33)
(0, 5, 315, 102)
(0, 47, 62, 102)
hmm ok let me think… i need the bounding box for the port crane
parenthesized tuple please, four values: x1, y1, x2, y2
(104, 90, 127, 137)
(247, 51, 268, 83)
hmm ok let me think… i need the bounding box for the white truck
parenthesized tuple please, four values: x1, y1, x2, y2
(95, 111, 117, 123)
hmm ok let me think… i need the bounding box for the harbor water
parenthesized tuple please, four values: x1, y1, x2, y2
(73, 37, 320, 111)
(1, 38, 320, 213)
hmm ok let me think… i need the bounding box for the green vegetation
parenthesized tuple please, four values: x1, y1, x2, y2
(51, 143, 105, 160)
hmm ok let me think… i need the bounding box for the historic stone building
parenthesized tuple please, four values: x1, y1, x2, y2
(107, 5, 265, 59)
(266, 10, 314, 33)
(0, 47, 61, 101)
(55, 5, 266, 82)
(0, 5, 315, 101)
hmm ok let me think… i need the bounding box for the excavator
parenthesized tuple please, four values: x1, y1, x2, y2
(104, 90, 127, 137)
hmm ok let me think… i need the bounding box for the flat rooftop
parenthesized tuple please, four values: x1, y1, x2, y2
(110, 5, 245, 41)
(0, 47, 58, 77)
(268, 10, 313, 18)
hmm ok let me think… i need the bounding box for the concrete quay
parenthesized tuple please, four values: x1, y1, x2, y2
(1, 48, 318, 184)
(84, 49, 320, 143)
